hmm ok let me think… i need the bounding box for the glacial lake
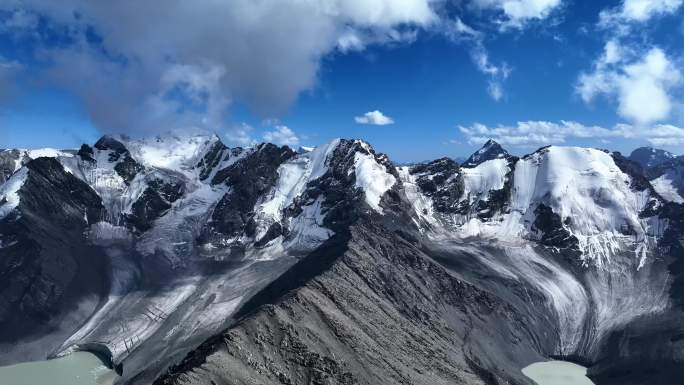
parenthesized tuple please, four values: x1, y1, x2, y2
(0, 351, 117, 385)
(522, 360, 595, 385)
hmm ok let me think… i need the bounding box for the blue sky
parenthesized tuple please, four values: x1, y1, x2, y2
(1, 1, 683, 163)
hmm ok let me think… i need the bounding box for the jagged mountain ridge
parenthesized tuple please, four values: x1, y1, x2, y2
(1, 136, 684, 385)
(628, 146, 676, 169)
(461, 139, 511, 168)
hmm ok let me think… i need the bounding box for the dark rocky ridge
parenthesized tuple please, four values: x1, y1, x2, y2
(196, 139, 229, 181)
(0, 149, 22, 184)
(126, 178, 184, 232)
(0, 157, 108, 363)
(409, 158, 465, 214)
(202, 143, 296, 249)
(155, 222, 548, 385)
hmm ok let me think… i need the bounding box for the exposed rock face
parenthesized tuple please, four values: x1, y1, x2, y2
(95, 135, 144, 184)
(531, 203, 582, 261)
(205, 143, 296, 244)
(0, 149, 22, 183)
(155, 223, 546, 385)
(196, 140, 229, 181)
(628, 146, 675, 169)
(126, 177, 185, 232)
(646, 157, 684, 204)
(0, 157, 106, 359)
(461, 139, 510, 168)
(408, 158, 465, 214)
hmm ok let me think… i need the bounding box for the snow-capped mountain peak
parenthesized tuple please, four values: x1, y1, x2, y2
(462, 139, 510, 168)
(628, 146, 676, 169)
(401, 145, 662, 269)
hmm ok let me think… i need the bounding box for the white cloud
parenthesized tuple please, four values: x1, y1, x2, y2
(488, 82, 504, 101)
(459, 120, 684, 147)
(472, 0, 563, 28)
(445, 18, 510, 101)
(600, 0, 683, 26)
(577, 46, 682, 125)
(225, 123, 256, 147)
(0, 0, 437, 134)
(581, 0, 683, 126)
(263, 125, 300, 147)
(354, 110, 395, 125)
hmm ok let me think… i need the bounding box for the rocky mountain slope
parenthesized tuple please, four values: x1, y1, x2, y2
(647, 156, 684, 204)
(1, 137, 683, 385)
(628, 146, 675, 169)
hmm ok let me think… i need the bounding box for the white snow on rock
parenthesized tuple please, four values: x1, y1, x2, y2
(26, 148, 74, 159)
(461, 158, 509, 203)
(354, 151, 396, 214)
(124, 134, 217, 174)
(259, 139, 339, 224)
(411, 146, 661, 269)
(397, 166, 437, 229)
(136, 182, 225, 266)
(253, 139, 340, 250)
(284, 196, 335, 252)
(651, 174, 684, 203)
(0, 167, 28, 220)
(511, 147, 655, 266)
(88, 221, 133, 247)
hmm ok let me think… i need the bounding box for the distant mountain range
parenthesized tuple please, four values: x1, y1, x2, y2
(1, 136, 684, 385)
(628, 146, 677, 169)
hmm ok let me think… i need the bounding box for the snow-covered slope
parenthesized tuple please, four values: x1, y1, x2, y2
(647, 158, 684, 204)
(0, 134, 404, 384)
(0, 167, 28, 220)
(510, 147, 658, 267)
(403, 145, 661, 268)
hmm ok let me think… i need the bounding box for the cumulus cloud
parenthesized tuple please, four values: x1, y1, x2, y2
(225, 123, 257, 148)
(263, 125, 300, 147)
(459, 120, 684, 147)
(471, 0, 563, 28)
(354, 110, 395, 125)
(577, 44, 682, 125)
(0, 0, 437, 135)
(579, 0, 684, 126)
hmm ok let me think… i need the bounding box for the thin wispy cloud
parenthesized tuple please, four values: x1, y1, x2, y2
(445, 18, 511, 101)
(459, 120, 684, 147)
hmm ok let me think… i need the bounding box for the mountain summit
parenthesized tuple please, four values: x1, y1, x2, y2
(461, 139, 510, 167)
(628, 146, 676, 169)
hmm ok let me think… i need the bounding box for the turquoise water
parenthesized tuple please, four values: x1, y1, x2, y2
(522, 360, 595, 385)
(0, 351, 117, 385)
